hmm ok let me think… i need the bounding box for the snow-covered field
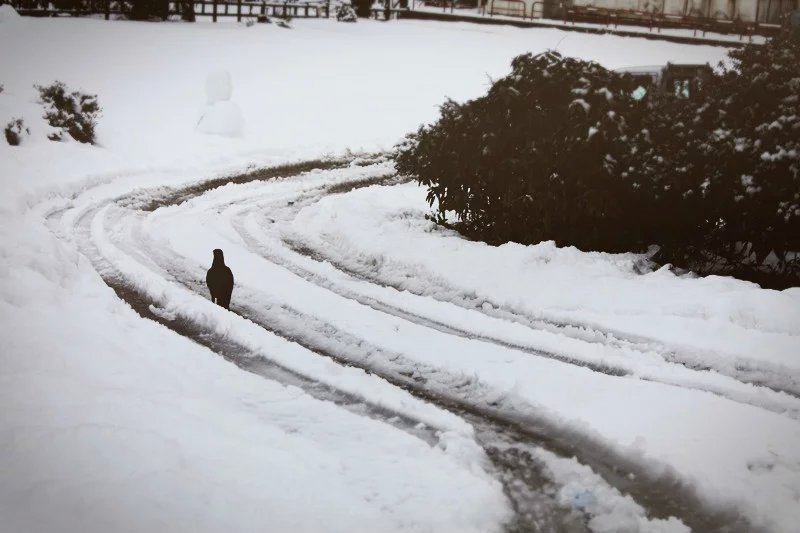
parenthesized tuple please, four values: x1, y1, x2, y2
(2, 10, 798, 533)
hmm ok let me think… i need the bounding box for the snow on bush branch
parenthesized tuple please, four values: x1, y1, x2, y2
(36, 81, 101, 145)
(394, 33, 800, 288)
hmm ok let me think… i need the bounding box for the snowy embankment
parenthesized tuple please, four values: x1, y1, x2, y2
(6, 9, 794, 533)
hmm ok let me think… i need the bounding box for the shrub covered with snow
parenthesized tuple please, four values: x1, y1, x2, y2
(394, 51, 645, 251)
(336, 3, 358, 22)
(625, 30, 800, 285)
(4, 117, 29, 146)
(395, 33, 800, 287)
(35, 81, 101, 145)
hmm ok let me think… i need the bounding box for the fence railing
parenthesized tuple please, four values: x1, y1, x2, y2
(6, 0, 794, 35)
(488, 0, 525, 18)
(483, 0, 794, 37)
(5, 0, 331, 20)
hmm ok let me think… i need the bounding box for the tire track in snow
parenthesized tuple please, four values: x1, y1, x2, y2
(124, 152, 793, 402)
(109, 278, 592, 533)
(233, 171, 799, 400)
(50, 157, 764, 533)
(127, 162, 759, 532)
(206, 173, 800, 419)
(131, 229, 752, 533)
(279, 236, 800, 401)
(237, 215, 800, 418)
(46, 162, 598, 533)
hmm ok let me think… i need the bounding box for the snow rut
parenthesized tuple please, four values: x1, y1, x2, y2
(45, 156, 785, 533)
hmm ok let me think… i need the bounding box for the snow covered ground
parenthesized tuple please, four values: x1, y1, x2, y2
(3, 9, 798, 533)
(129, 165, 800, 531)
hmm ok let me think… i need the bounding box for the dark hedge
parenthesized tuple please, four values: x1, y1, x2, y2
(394, 34, 800, 287)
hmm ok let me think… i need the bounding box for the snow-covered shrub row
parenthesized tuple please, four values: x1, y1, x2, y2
(4, 117, 28, 146)
(35, 81, 101, 145)
(395, 32, 800, 287)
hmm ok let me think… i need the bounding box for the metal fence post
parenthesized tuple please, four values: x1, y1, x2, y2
(213, 0, 217, 21)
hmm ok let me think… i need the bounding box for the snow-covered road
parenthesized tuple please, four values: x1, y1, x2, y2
(37, 154, 797, 532)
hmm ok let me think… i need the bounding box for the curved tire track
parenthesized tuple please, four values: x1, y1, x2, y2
(49, 156, 763, 533)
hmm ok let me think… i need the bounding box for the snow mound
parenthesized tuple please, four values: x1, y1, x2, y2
(206, 70, 232, 104)
(197, 100, 244, 137)
(0, 5, 21, 24)
(198, 70, 243, 137)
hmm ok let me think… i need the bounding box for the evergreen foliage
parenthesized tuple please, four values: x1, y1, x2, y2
(394, 33, 800, 287)
(36, 82, 101, 145)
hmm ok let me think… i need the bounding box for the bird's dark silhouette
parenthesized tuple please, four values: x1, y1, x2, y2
(206, 249, 234, 309)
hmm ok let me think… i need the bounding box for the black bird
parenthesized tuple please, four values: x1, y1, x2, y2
(206, 248, 234, 309)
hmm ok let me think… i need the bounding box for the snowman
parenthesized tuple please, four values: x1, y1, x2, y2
(197, 70, 244, 138)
